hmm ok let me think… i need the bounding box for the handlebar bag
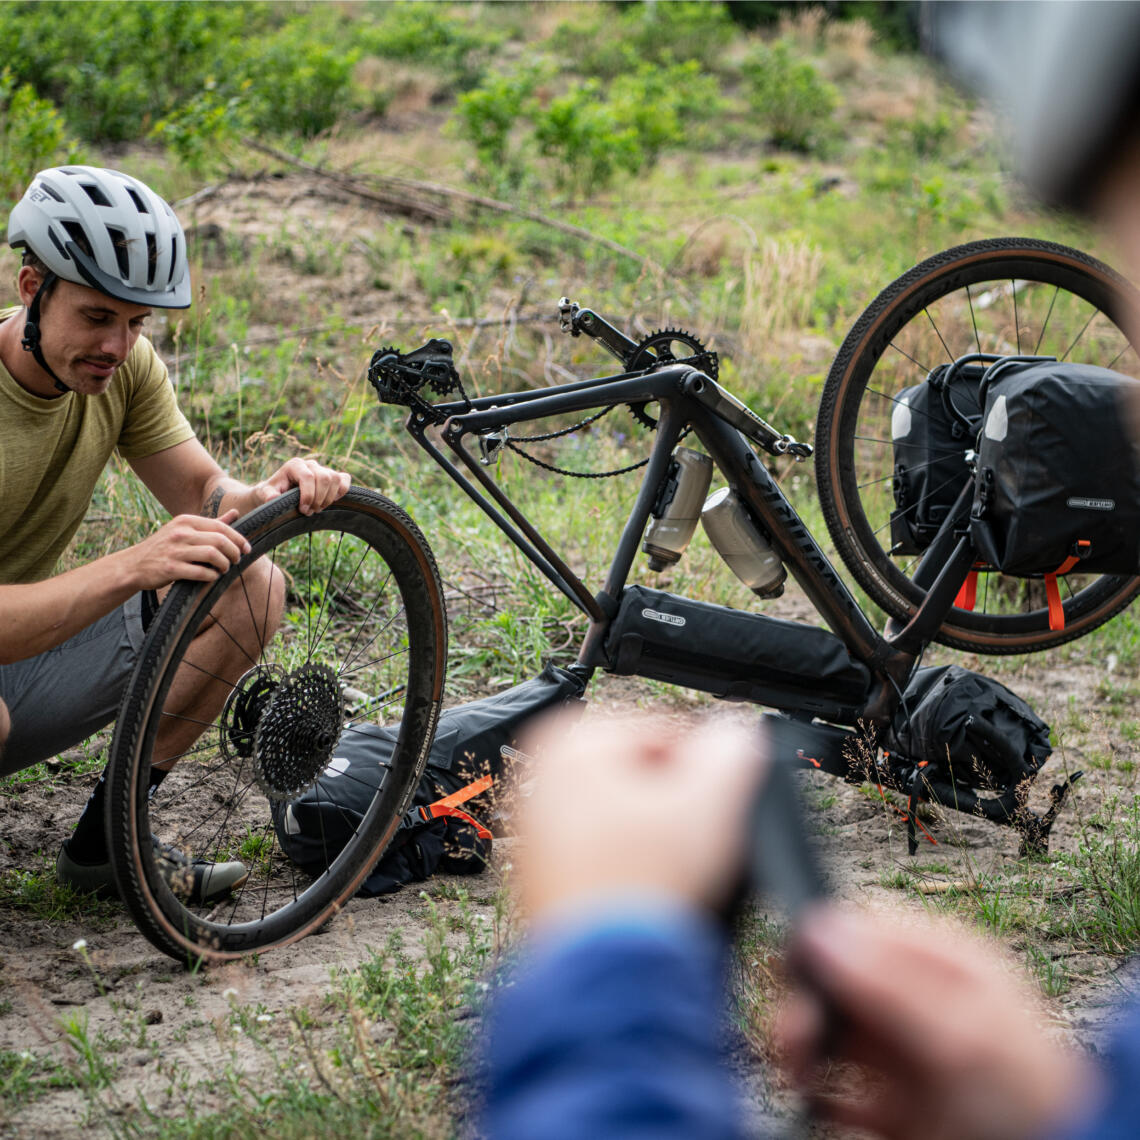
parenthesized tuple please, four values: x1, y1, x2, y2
(884, 665, 1051, 793)
(969, 360, 1140, 575)
(271, 663, 586, 896)
(889, 364, 982, 555)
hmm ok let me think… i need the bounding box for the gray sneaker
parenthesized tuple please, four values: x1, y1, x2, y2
(57, 837, 249, 906)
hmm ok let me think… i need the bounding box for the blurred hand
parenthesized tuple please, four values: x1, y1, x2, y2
(517, 712, 767, 924)
(247, 458, 351, 516)
(128, 508, 250, 587)
(779, 907, 1101, 1140)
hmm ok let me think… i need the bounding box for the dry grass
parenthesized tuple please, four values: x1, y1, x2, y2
(741, 238, 824, 362)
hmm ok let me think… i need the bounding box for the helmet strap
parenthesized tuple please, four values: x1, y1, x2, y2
(20, 271, 70, 394)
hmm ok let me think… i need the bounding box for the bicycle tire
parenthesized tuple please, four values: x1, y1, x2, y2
(106, 486, 447, 963)
(817, 237, 1140, 654)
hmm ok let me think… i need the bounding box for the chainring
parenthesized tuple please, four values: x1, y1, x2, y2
(251, 663, 346, 801)
(625, 328, 719, 429)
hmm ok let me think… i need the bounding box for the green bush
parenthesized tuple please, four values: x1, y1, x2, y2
(356, 1, 504, 91)
(550, 1, 736, 78)
(0, 2, 359, 144)
(0, 68, 80, 210)
(454, 60, 724, 197)
(743, 40, 839, 152)
(452, 69, 542, 192)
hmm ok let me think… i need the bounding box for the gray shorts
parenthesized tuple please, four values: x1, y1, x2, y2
(0, 592, 154, 777)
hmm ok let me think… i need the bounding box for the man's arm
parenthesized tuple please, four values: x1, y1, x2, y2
(0, 511, 250, 664)
(130, 438, 351, 520)
(480, 714, 766, 1140)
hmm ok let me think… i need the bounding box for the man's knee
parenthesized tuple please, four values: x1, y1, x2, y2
(0, 697, 9, 751)
(217, 556, 286, 640)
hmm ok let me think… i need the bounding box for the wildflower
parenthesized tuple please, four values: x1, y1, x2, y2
(72, 938, 87, 952)
(256, 1013, 273, 1023)
(222, 987, 239, 1001)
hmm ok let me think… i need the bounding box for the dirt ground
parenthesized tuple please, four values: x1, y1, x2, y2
(3, 170, 1139, 1136)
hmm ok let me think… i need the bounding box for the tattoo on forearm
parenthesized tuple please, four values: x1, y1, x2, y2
(202, 487, 225, 518)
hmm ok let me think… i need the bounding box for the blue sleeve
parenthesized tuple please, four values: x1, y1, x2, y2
(481, 909, 748, 1140)
(1054, 998, 1140, 1140)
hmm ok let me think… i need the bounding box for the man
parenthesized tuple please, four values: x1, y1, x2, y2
(0, 165, 350, 904)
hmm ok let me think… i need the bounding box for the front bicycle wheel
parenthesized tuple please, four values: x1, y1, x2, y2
(817, 237, 1140, 654)
(106, 487, 446, 963)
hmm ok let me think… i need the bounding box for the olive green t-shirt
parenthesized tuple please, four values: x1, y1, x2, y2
(0, 307, 196, 584)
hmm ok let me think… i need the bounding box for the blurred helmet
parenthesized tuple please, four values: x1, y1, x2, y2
(925, 1, 1140, 213)
(7, 165, 191, 308)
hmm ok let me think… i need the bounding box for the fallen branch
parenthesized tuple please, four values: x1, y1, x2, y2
(241, 138, 670, 280)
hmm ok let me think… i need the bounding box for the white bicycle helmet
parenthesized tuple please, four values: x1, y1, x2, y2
(8, 165, 191, 308)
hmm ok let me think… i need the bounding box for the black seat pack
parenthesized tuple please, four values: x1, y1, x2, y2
(970, 360, 1140, 575)
(272, 663, 586, 896)
(884, 664, 1051, 792)
(890, 363, 982, 555)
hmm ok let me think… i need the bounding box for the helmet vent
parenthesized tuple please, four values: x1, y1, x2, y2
(107, 226, 130, 278)
(47, 228, 70, 260)
(62, 221, 93, 260)
(39, 181, 64, 203)
(81, 182, 111, 207)
(145, 231, 158, 285)
(126, 187, 149, 214)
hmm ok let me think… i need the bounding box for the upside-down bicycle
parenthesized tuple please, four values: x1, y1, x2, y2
(105, 237, 1140, 962)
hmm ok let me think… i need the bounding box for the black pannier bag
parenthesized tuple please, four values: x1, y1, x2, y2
(884, 664, 1052, 792)
(970, 360, 1140, 577)
(602, 585, 871, 724)
(272, 663, 587, 896)
(890, 362, 983, 555)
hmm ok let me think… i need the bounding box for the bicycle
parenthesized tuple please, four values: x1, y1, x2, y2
(106, 236, 1140, 962)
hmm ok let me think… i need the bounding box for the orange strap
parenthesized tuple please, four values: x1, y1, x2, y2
(954, 570, 978, 611)
(1045, 546, 1088, 632)
(433, 773, 493, 809)
(417, 772, 495, 841)
(874, 782, 938, 847)
(419, 802, 493, 841)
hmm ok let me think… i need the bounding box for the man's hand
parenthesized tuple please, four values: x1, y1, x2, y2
(127, 509, 251, 588)
(517, 712, 767, 924)
(245, 458, 351, 516)
(779, 907, 1102, 1140)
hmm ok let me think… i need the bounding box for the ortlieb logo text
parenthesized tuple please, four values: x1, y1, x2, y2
(642, 607, 685, 627)
(1067, 496, 1114, 512)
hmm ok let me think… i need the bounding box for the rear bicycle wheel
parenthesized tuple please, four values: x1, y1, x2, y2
(816, 237, 1140, 654)
(106, 487, 446, 963)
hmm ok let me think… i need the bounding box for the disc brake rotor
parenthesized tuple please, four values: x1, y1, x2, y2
(219, 665, 282, 762)
(252, 663, 346, 800)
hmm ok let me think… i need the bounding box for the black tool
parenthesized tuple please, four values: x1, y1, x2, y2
(749, 715, 830, 918)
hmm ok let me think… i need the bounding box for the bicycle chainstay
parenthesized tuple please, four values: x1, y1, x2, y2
(369, 339, 464, 418)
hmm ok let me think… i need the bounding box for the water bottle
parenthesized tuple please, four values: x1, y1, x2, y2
(701, 487, 786, 598)
(642, 447, 713, 571)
